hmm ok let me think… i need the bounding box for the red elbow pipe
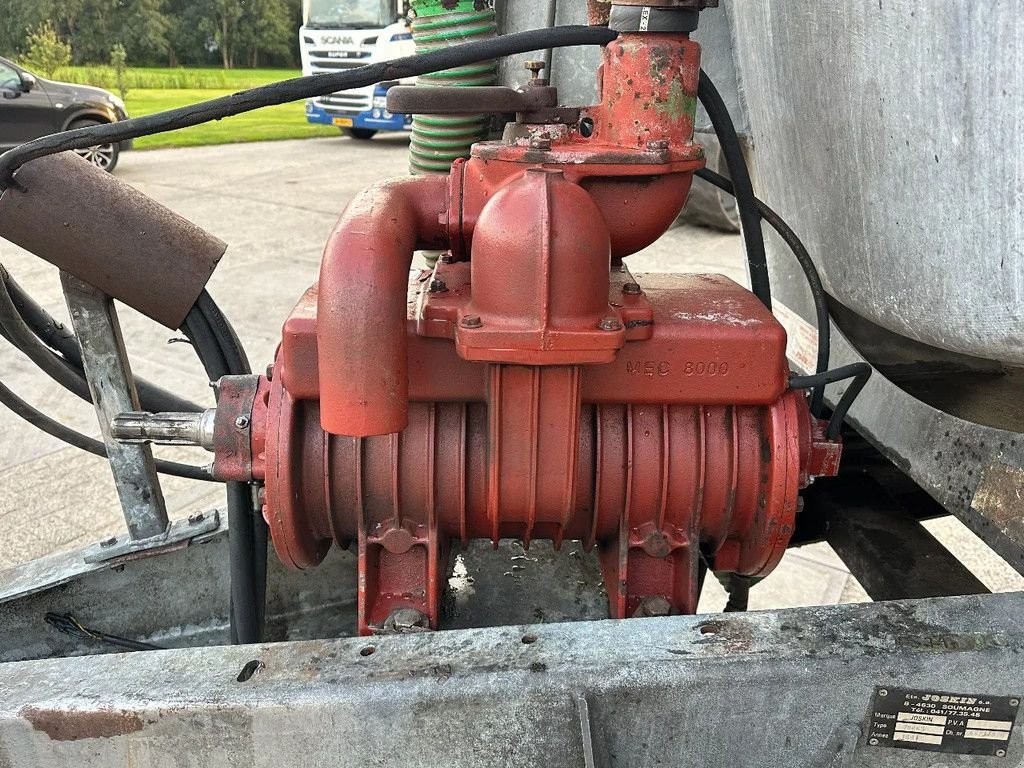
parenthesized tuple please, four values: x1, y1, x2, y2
(318, 175, 448, 436)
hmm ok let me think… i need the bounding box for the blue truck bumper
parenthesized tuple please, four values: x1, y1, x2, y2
(305, 90, 411, 133)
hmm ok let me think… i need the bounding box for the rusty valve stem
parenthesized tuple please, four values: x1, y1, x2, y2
(112, 410, 217, 451)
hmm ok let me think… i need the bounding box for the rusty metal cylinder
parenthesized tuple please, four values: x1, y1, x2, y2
(263, 380, 808, 583)
(0, 152, 226, 329)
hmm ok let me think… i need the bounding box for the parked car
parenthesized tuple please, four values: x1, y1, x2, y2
(0, 56, 130, 172)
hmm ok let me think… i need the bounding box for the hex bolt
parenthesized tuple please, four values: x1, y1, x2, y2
(622, 282, 643, 295)
(634, 596, 672, 618)
(235, 415, 250, 430)
(598, 317, 622, 331)
(646, 139, 670, 151)
(461, 314, 483, 329)
(428, 279, 448, 293)
(100, 536, 118, 548)
(265, 363, 274, 381)
(188, 512, 205, 525)
(529, 137, 552, 151)
(524, 60, 545, 80)
(440, 253, 456, 265)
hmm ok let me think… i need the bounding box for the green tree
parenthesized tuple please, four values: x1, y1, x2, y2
(238, 0, 294, 68)
(20, 20, 72, 78)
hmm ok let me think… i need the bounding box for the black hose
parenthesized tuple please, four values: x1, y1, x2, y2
(182, 294, 263, 645)
(0, 26, 618, 190)
(789, 363, 872, 440)
(695, 168, 831, 414)
(0, 374, 214, 481)
(0, 267, 202, 413)
(698, 70, 770, 310)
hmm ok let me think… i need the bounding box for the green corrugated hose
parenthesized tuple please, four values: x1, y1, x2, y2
(409, 0, 497, 175)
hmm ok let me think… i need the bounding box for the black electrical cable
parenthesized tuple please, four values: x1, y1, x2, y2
(789, 362, 872, 440)
(0, 375, 214, 480)
(695, 168, 831, 415)
(698, 70, 771, 310)
(0, 267, 203, 413)
(45, 612, 164, 652)
(0, 25, 618, 190)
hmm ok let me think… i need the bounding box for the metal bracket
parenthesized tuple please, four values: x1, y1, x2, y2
(83, 509, 221, 563)
(61, 273, 170, 545)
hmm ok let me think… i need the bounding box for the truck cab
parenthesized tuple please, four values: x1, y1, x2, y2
(300, 0, 415, 139)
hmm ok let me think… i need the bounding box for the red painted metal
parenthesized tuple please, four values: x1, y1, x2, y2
(213, 31, 845, 635)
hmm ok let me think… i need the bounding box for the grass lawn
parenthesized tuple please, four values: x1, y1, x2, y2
(44, 66, 339, 149)
(126, 89, 338, 150)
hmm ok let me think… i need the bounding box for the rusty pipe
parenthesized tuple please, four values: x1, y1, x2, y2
(318, 175, 449, 437)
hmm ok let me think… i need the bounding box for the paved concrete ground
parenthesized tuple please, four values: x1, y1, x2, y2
(1, 136, 1020, 612)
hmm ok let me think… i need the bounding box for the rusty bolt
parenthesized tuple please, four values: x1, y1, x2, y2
(234, 415, 250, 430)
(634, 596, 672, 618)
(461, 314, 483, 329)
(100, 536, 118, 548)
(646, 139, 670, 151)
(428, 279, 448, 293)
(440, 253, 456, 265)
(529, 137, 552, 151)
(188, 512, 206, 525)
(598, 317, 622, 331)
(622, 282, 643, 295)
(524, 60, 545, 79)
(265, 363, 274, 381)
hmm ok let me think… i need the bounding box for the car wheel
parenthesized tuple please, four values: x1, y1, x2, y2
(342, 127, 378, 141)
(68, 119, 119, 172)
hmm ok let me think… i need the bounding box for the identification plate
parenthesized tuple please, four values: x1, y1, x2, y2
(332, 117, 353, 127)
(865, 686, 1019, 757)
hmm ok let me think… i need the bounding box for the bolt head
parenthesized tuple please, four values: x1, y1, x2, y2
(428, 278, 448, 293)
(234, 416, 250, 429)
(622, 282, 643, 295)
(188, 512, 205, 525)
(598, 317, 622, 331)
(440, 253, 456, 264)
(461, 314, 483, 329)
(529, 137, 552, 151)
(524, 59, 545, 75)
(646, 139, 670, 151)
(265, 363, 274, 381)
(100, 536, 118, 548)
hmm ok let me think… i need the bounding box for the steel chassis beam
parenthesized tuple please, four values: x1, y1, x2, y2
(0, 590, 1021, 767)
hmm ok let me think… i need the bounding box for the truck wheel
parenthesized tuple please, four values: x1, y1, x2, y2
(343, 128, 378, 141)
(68, 119, 119, 172)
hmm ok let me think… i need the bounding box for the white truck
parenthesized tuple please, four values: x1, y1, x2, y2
(300, 0, 415, 139)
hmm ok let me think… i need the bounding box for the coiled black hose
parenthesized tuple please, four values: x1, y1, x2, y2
(0, 267, 202, 413)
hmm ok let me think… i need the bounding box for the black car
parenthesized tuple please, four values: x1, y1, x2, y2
(0, 56, 130, 172)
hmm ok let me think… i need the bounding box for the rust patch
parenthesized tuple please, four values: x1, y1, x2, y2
(972, 463, 1024, 542)
(21, 706, 146, 741)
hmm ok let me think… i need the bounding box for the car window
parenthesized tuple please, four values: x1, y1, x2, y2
(0, 63, 21, 90)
